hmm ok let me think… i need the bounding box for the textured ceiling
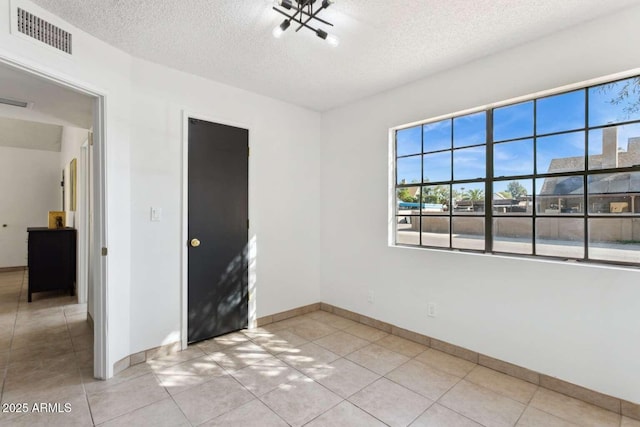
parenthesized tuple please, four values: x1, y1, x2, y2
(0, 62, 93, 128)
(30, 0, 640, 111)
(0, 117, 62, 152)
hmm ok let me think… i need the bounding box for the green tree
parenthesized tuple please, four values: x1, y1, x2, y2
(422, 185, 449, 204)
(466, 188, 484, 201)
(600, 77, 640, 119)
(397, 188, 417, 203)
(507, 181, 527, 198)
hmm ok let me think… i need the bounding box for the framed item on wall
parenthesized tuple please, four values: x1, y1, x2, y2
(69, 158, 77, 211)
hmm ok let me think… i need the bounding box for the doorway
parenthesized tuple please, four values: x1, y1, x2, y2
(0, 57, 107, 379)
(186, 118, 249, 344)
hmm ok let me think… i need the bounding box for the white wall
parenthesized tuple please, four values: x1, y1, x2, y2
(0, 0, 322, 370)
(320, 5, 640, 404)
(128, 59, 322, 353)
(2, 0, 133, 375)
(0, 146, 60, 267)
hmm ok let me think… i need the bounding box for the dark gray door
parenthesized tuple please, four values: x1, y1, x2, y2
(188, 118, 248, 343)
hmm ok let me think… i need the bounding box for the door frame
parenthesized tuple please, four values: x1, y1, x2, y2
(180, 110, 253, 349)
(77, 139, 90, 305)
(0, 54, 109, 379)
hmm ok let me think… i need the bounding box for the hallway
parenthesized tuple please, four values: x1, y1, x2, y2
(0, 269, 93, 425)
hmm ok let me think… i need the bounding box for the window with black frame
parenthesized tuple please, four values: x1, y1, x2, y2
(394, 75, 640, 266)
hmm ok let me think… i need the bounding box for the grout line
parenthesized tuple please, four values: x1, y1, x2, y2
(223, 370, 292, 427)
(405, 401, 435, 427)
(300, 399, 349, 426)
(160, 377, 196, 427)
(342, 398, 392, 426)
(527, 405, 584, 426)
(241, 329, 390, 425)
(0, 269, 25, 400)
(321, 303, 635, 421)
(512, 402, 528, 426)
(83, 392, 96, 426)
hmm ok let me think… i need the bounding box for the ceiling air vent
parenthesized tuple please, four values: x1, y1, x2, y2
(0, 97, 28, 108)
(17, 8, 72, 54)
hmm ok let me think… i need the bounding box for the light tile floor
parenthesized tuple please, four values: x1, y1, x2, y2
(0, 271, 638, 426)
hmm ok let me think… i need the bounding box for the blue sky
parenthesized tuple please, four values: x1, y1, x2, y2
(537, 90, 584, 134)
(493, 101, 533, 141)
(396, 76, 640, 185)
(494, 139, 533, 177)
(589, 79, 640, 126)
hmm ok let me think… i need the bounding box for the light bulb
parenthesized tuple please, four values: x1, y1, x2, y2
(272, 19, 290, 38)
(326, 34, 340, 47)
(272, 25, 285, 38)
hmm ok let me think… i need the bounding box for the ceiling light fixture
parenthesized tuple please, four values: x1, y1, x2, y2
(272, 0, 340, 46)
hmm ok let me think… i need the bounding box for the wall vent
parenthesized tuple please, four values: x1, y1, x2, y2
(17, 8, 72, 54)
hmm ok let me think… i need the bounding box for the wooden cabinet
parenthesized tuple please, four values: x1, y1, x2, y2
(27, 227, 76, 302)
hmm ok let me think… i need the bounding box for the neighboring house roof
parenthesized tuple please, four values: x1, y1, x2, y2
(540, 136, 640, 196)
(406, 186, 420, 197)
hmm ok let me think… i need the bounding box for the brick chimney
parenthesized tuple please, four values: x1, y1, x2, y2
(602, 127, 618, 169)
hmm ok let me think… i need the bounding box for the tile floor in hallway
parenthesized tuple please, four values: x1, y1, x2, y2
(0, 270, 638, 426)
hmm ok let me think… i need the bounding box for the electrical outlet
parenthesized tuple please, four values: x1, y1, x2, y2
(367, 290, 374, 304)
(427, 302, 437, 317)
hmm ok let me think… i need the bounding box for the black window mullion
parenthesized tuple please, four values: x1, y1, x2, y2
(393, 76, 638, 267)
(449, 118, 454, 249)
(486, 110, 493, 253)
(584, 88, 589, 261)
(532, 100, 537, 256)
(420, 126, 424, 246)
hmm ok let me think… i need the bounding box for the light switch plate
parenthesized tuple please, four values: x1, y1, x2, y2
(151, 207, 162, 222)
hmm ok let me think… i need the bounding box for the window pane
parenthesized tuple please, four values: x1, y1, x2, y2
(493, 180, 533, 215)
(493, 218, 532, 254)
(453, 111, 486, 148)
(537, 132, 585, 174)
(421, 185, 450, 214)
(396, 216, 420, 245)
(536, 90, 585, 135)
(421, 217, 450, 248)
(396, 187, 421, 214)
(536, 177, 584, 215)
(452, 182, 485, 215)
(452, 217, 484, 250)
(423, 120, 451, 152)
(588, 172, 640, 214)
(493, 101, 534, 142)
(396, 126, 421, 157)
(494, 139, 533, 177)
(588, 218, 640, 263)
(536, 218, 584, 259)
(453, 146, 486, 180)
(423, 151, 451, 183)
(396, 155, 421, 185)
(589, 77, 640, 127)
(588, 123, 640, 170)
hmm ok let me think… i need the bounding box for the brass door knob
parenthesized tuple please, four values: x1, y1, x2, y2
(190, 238, 201, 247)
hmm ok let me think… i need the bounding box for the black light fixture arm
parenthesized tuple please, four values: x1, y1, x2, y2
(271, 6, 334, 29)
(271, 0, 339, 45)
(272, 7, 319, 34)
(294, 1, 333, 32)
